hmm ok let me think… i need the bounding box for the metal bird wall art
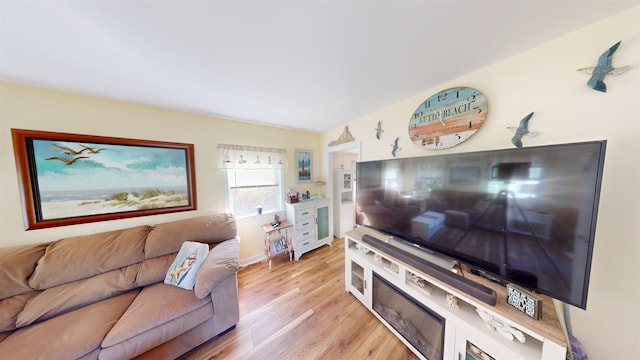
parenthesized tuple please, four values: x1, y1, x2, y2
(391, 137, 400, 157)
(507, 112, 538, 148)
(577, 40, 630, 92)
(375, 120, 383, 140)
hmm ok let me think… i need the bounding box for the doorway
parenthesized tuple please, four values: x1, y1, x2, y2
(327, 142, 361, 238)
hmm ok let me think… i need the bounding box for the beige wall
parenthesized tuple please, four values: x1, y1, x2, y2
(0, 82, 323, 262)
(321, 7, 639, 359)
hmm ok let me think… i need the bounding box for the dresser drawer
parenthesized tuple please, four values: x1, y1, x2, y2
(295, 230, 316, 252)
(295, 216, 315, 229)
(295, 227, 315, 240)
(295, 207, 314, 222)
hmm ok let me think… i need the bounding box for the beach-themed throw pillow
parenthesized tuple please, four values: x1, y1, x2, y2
(164, 241, 209, 290)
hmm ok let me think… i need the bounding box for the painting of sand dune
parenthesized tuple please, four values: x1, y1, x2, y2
(11, 129, 196, 229)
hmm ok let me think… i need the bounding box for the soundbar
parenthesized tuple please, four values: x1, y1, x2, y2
(362, 234, 497, 306)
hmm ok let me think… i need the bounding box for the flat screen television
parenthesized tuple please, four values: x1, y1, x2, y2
(355, 140, 606, 309)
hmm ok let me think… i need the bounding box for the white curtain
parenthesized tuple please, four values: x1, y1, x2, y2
(217, 144, 288, 170)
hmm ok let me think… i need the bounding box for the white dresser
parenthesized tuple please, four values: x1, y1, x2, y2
(285, 197, 332, 261)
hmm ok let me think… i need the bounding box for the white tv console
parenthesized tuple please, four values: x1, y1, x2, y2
(345, 227, 567, 360)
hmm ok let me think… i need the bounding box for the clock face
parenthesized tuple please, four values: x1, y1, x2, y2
(409, 87, 488, 150)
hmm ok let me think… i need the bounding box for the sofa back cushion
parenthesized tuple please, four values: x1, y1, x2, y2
(29, 225, 148, 290)
(0, 244, 48, 299)
(16, 264, 141, 327)
(144, 214, 237, 259)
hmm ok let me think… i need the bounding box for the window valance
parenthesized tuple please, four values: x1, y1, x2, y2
(218, 144, 288, 170)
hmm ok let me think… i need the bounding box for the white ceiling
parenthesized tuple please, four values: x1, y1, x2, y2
(1, 1, 636, 133)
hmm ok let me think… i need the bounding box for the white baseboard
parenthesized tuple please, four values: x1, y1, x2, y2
(240, 253, 266, 267)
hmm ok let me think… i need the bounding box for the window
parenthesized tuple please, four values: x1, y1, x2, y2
(218, 144, 289, 218)
(225, 169, 284, 218)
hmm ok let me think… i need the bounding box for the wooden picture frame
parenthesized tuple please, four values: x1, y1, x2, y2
(11, 129, 197, 230)
(296, 149, 312, 183)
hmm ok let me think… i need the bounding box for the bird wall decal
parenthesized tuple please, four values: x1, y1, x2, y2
(577, 40, 630, 92)
(507, 112, 538, 148)
(391, 137, 400, 157)
(46, 156, 89, 165)
(375, 120, 383, 140)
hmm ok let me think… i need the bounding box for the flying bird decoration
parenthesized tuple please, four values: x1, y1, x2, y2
(507, 112, 538, 148)
(375, 120, 383, 140)
(391, 137, 400, 157)
(46, 156, 89, 165)
(577, 40, 630, 92)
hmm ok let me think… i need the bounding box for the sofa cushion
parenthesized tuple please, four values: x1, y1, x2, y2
(164, 241, 209, 290)
(29, 225, 148, 290)
(0, 292, 37, 331)
(135, 253, 175, 287)
(0, 289, 139, 360)
(145, 214, 236, 258)
(0, 243, 47, 298)
(194, 238, 240, 299)
(16, 264, 140, 328)
(100, 283, 211, 359)
(102, 283, 210, 347)
(99, 301, 212, 360)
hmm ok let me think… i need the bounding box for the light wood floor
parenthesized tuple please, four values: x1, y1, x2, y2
(182, 237, 418, 360)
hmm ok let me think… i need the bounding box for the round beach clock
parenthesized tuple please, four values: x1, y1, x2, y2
(408, 87, 488, 150)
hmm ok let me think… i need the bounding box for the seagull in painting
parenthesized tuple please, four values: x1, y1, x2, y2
(52, 143, 88, 155)
(80, 144, 107, 154)
(46, 156, 89, 165)
(507, 112, 538, 148)
(577, 41, 630, 92)
(375, 120, 383, 140)
(391, 137, 400, 157)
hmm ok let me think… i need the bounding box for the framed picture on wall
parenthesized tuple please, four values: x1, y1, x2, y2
(11, 128, 197, 230)
(296, 149, 312, 183)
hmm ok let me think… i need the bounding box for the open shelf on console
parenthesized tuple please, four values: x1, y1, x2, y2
(349, 239, 400, 279)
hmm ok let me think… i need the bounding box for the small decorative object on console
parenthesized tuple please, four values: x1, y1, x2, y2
(446, 294, 459, 309)
(507, 284, 542, 320)
(355, 243, 371, 254)
(476, 309, 526, 343)
(408, 272, 432, 294)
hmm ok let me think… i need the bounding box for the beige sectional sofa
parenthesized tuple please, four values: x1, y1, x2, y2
(0, 214, 240, 359)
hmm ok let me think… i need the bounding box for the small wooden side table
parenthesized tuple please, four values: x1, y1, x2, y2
(261, 220, 293, 270)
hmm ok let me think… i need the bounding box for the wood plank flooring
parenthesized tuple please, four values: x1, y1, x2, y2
(181, 237, 418, 360)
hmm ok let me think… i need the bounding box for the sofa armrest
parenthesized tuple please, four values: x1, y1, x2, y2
(194, 238, 240, 300)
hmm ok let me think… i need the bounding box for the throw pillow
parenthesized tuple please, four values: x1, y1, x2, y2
(164, 241, 209, 290)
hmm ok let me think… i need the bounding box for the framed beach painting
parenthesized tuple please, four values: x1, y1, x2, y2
(296, 149, 312, 183)
(11, 129, 197, 230)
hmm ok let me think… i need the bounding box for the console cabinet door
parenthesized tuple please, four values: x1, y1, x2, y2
(346, 254, 371, 307)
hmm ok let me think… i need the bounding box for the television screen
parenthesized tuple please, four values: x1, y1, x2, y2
(355, 141, 606, 309)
